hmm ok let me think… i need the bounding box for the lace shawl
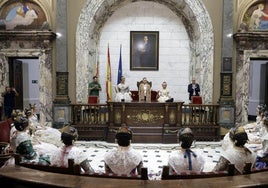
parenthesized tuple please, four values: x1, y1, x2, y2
(168, 149, 204, 173)
(222, 145, 257, 174)
(104, 146, 142, 175)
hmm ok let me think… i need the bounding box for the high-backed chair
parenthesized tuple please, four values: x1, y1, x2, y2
(88, 96, 99, 104)
(137, 80, 152, 89)
(191, 96, 202, 104)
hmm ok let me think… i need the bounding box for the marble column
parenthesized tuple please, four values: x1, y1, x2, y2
(219, 0, 235, 129)
(53, 0, 71, 128)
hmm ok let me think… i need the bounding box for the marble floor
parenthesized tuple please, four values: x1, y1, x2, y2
(74, 140, 223, 180)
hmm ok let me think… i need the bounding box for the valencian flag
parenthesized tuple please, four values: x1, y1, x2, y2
(106, 44, 112, 101)
(117, 45, 122, 85)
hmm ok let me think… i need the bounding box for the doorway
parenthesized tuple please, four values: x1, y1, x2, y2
(8, 57, 40, 112)
(248, 59, 268, 120)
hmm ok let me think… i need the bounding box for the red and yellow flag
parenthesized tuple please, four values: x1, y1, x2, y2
(106, 44, 112, 102)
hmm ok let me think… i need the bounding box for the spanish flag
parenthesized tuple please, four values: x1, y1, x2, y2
(106, 44, 112, 102)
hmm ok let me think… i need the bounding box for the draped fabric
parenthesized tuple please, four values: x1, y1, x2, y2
(168, 149, 204, 173)
(104, 146, 142, 175)
(222, 145, 257, 174)
(50, 145, 89, 169)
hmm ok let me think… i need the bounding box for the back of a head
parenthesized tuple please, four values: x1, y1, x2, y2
(60, 125, 78, 146)
(177, 127, 194, 149)
(229, 125, 248, 147)
(115, 125, 132, 147)
(14, 116, 29, 131)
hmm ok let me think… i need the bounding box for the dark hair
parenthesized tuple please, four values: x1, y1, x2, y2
(24, 108, 32, 117)
(116, 132, 132, 147)
(93, 76, 97, 79)
(115, 125, 132, 147)
(177, 128, 194, 149)
(61, 126, 78, 146)
(14, 116, 29, 131)
(229, 126, 248, 147)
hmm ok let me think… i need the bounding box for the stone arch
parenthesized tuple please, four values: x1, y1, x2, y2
(76, 0, 214, 103)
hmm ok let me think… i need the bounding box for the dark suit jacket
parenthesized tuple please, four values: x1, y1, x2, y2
(188, 83, 200, 100)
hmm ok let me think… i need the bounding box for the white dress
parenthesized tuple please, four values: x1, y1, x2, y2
(221, 145, 257, 174)
(157, 88, 171, 102)
(114, 83, 133, 102)
(50, 145, 89, 172)
(104, 146, 142, 175)
(168, 149, 204, 173)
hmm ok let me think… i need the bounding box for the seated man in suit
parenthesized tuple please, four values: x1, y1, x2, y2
(138, 77, 151, 102)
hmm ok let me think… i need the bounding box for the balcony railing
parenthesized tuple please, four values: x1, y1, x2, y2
(69, 103, 220, 141)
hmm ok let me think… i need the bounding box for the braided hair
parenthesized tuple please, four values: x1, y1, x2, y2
(14, 116, 29, 131)
(61, 125, 78, 146)
(115, 124, 132, 147)
(229, 125, 248, 147)
(177, 127, 194, 149)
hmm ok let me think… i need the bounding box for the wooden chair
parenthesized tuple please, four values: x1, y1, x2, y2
(191, 96, 202, 104)
(14, 154, 81, 175)
(161, 165, 234, 180)
(0, 119, 12, 143)
(83, 96, 99, 122)
(137, 80, 152, 89)
(88, 96, 99, 104)
(81, 167, 148, 180)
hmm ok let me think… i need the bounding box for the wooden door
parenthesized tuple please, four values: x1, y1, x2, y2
(265, 62, 268, 105)
(9, 59, 23, 109)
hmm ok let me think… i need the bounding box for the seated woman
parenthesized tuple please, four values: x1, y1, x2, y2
(114, 76, 133, 102)
(214, 125, 257, 175)
(223, 105, 268, 152)
(21, 107, 63, 148)
(168, 127, 204, 173)
(50, 125, 94, 174)
(157, 81, 173, 102)
(8, 114, 50, 165)
(104, 124, 143, 175)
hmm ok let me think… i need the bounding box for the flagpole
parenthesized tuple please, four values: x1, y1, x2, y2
(106, 44, 112, 102)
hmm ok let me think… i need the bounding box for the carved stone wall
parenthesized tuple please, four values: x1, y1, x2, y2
(76, 0, 214, 104)
(0, 31, 56, 124)
(233, 32, 268, 123)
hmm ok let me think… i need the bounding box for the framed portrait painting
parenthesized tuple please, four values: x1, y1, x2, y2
(130, 31, 159, 70)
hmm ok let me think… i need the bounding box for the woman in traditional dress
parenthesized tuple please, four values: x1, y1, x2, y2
(157, 81, 173, 102)
(214, 125, 257, 174)
(104, 124, 143, 175)
(168, 127, 204, 173)
(50, 125, 94, 174)
(114, 76, 133, 102)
